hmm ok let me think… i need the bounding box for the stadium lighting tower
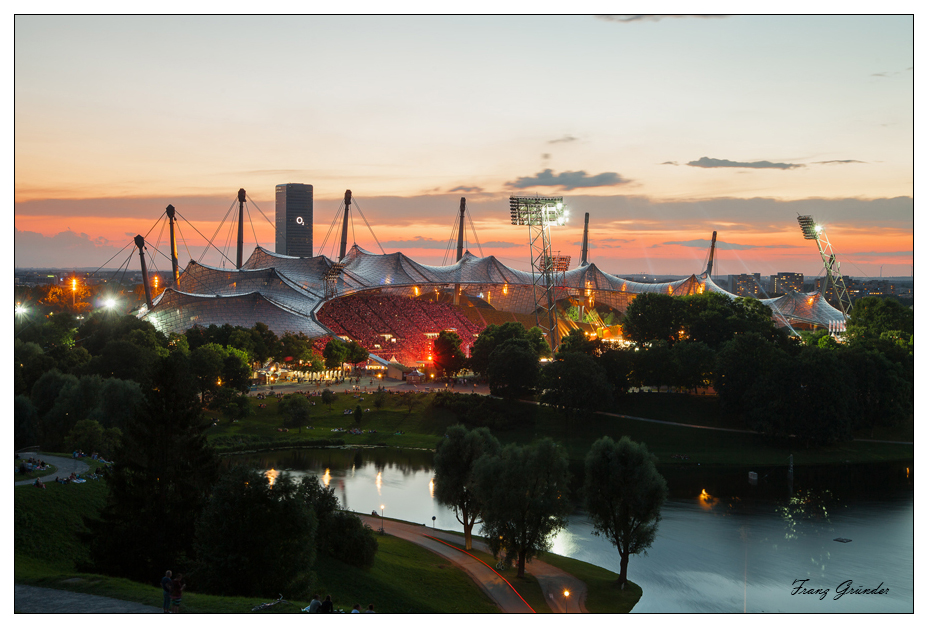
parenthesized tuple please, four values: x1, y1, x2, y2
(510, 196, 568, 350)
(797, 215, 852, 319)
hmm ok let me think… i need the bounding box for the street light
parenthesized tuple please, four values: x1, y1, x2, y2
(563, 589, 570, 613)
(71, 278, 77, 306)
(380, 504, 385, 534)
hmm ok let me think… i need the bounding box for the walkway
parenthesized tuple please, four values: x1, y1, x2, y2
(14, 585, 161, 613)
(358, 515, 587, 613)
(14, 452, 89, 486)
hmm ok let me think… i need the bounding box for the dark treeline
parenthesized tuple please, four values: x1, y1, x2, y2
(441, 293, 913, 447)
(533, 293, 914, 447)
(15, 312, 374, 598)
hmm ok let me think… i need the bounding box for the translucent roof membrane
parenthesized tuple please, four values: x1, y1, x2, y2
(142, 244, 844, 336)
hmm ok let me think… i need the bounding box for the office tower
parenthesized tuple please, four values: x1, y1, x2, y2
(727, 273, 762, 297)
(275, 183, 313, 256)
(769, 272, 804, 295)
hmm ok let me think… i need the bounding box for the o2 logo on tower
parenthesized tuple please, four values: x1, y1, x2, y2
(296, 217, 305, 226)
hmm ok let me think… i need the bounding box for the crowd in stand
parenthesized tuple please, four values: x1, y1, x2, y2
(318, 294, 485, 364)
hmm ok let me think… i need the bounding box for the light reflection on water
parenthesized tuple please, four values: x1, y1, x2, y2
(233, 450, 913, 613)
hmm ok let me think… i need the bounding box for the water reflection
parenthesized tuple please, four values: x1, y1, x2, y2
(265, 468, 279, 487)
(227, 449, 913, 613)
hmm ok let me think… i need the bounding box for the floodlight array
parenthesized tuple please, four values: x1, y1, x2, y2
(509, 196, 568, 227)
(797, 215, 819, 240)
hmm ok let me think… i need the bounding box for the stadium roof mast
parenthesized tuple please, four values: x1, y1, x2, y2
(339, 190, 352, 261)
(705, 231, 717, 276)
(797, 215, 853, 319)
(510, 195, 568, 351)
(166, 204, 180, 286)
(580, 212, 590, 266)
(236, 188, 246, 269)
(454, 197, 466, 305)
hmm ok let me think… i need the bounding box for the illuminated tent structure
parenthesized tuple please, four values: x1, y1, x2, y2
(141, 244, 845, 338)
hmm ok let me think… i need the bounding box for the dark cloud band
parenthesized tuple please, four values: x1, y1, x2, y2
(686, 156, 803, 170)
(506, 168, 631, 190)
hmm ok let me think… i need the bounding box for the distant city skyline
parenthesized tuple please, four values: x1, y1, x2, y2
(13, 15, 913, 276)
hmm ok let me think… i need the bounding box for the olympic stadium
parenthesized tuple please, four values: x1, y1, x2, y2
(136, 192, 846, 365)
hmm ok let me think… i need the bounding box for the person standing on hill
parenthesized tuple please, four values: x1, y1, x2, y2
(170, 573, 185, 613)
(160, 570, 173, 613)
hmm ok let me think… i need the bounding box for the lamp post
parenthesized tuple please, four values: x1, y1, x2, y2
(564, 589, 570, 613)
(71, 278, 77, 306)
(380, 505, 385, 534)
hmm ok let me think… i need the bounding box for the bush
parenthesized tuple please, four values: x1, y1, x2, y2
(194, 466, 317, 598)
(326, 511, 378, 568)
(431, 392, 534, 430)
(300, 475, 378, 569)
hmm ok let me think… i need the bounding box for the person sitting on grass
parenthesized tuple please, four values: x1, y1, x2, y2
(33, 478, 45, 489)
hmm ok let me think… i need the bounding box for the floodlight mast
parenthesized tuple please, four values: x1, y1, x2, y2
(797, 215, 852, 319)
(509, 196, 567, 351)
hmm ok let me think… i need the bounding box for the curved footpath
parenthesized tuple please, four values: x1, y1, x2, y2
(14, 452, 90, 486)
(15, 585, 161, 614)
(359, 515, 588, 613)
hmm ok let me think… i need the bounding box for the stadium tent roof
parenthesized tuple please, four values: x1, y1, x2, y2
(141, 244, 844, 336)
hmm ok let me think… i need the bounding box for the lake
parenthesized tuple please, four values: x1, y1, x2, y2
(228, 448, 913, 613)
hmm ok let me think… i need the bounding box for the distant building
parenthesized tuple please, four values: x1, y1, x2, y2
(814, 277, 837, 304)
(727, 273, 762, 297)
(275, 183, 313, 257)
(769, 272, 804, 295)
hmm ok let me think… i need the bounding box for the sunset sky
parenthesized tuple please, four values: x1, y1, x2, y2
(13, 14, 914, 277)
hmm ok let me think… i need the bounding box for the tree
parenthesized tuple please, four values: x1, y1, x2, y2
(470, 322, 549, 377)
(298, 475, 377, 568)
(190, 343, 225, 403)
(398, 392, 424, 414)
(222, 346, 253, 393)
(598, 348, 635, 398)
(222, 395, 254, 424)
(194, 467, 317, 598)
(372, 391, 388, 409)
(86, 350, 219, 582)
(486, 338, 539, 399)
(538, 351, 613, 421)
(344, 340, 369, 372)
(474, 439, 570, 578)
(621, 293, 683, 346)
(66, 419, 122, 458)
(323, 338, 347, 370)
(433, 330, 467, 376)
(556, 327, 603, 357)
(14, 395, 39, 451)
(279, 393, 313, 432)
(630, 340, 673, 392)
(670, 341, 715, 393)
(846, 296, 914, 340)
(583, 436, 668, 588)
(714, 333, 786, 417)
(743, 346, 854, 446)
(354, 404, 363, 425)
(433, 425, 501, 550)
(321, 388, 336, 412)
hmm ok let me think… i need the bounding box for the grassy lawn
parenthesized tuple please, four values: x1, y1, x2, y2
(206, 391, 454, 451)
(14, 460, 499, 614)
(206, 391, 912, 468)
(438, 535, 641, 613)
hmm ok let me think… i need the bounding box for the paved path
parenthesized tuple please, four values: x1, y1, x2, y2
(14, 452, 90, 486)
(14, 585, 161, 613)
(359, 516, 587, 613)
(359, 515, 532, 613)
